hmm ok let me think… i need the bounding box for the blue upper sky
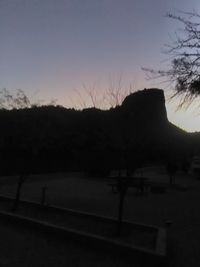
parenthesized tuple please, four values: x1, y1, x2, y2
(0, 0, 200, 131)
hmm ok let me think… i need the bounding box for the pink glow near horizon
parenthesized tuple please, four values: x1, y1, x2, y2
(0, 0, 200, 131)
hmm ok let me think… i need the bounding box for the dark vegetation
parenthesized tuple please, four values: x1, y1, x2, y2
(143, 11, 200, 107)
(0, 88, 199, 176)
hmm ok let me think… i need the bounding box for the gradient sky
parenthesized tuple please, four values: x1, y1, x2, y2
(0, 0, 200, 132)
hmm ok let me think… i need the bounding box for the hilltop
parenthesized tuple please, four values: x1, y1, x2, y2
(0, 88, 198, 175)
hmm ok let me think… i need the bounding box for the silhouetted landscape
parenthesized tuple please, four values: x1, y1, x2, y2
(2, 1, 200, 266)
(1, 88, 199, 176)
(0, 88, 199, 267)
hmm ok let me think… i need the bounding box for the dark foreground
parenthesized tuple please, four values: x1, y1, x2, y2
(0, 168, 200, 266)
(0, 219, 137, 267)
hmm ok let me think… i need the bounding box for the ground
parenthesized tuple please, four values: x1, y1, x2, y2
(0, 219, 134, 267)
(0, 166, 199, 266)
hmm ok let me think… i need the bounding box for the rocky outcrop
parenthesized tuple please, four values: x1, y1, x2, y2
(121, 88, 168, 125)
(0, 88, 196, 174)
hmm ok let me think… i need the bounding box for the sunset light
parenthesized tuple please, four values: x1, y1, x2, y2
(0, 2, 200, 266)
(1, 0, 199, 132)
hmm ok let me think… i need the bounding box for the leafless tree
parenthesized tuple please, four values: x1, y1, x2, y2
(0, 88, 57, 109)
(72, 78, 134, 110)
(0, 88, 31, 109)
(143, 11, 200, 108)
(105, 76, 134, 108)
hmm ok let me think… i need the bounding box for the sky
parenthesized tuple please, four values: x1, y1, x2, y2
(0, 0, 200, 132)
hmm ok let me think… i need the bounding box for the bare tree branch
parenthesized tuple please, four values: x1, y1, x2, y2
(143, 11, 200, 108)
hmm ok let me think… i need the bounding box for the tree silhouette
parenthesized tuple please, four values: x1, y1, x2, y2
(12, 155, 30, 211)
(116, 177, 128, 236)
(143, 11, 200, 107)
(0, 88, 57, 110)
(0, 89, 31, 109)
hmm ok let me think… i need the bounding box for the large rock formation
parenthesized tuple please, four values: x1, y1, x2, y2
(0, 88, 197, 174)
(121, 88, 167, 124)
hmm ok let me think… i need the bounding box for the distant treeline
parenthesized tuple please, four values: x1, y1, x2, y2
(0, 89, 199, 175)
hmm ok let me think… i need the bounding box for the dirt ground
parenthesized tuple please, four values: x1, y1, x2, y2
(0, 166, 200, 266)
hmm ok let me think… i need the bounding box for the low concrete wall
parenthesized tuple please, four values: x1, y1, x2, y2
(0, 195, 167, 266)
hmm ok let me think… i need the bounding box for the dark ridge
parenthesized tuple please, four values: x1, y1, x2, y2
(0, 88, 199, 175)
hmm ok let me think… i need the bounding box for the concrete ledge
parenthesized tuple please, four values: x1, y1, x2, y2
(0, 194, 159, 230)
(0, 210, 166, 266)
(0, 194, 167, 265)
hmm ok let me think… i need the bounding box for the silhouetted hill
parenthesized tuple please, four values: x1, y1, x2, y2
(121, 88, 167, 123)
(0, 88, 199, 175)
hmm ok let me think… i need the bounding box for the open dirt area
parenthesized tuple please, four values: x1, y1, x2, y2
(0, 166, 200, 266)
